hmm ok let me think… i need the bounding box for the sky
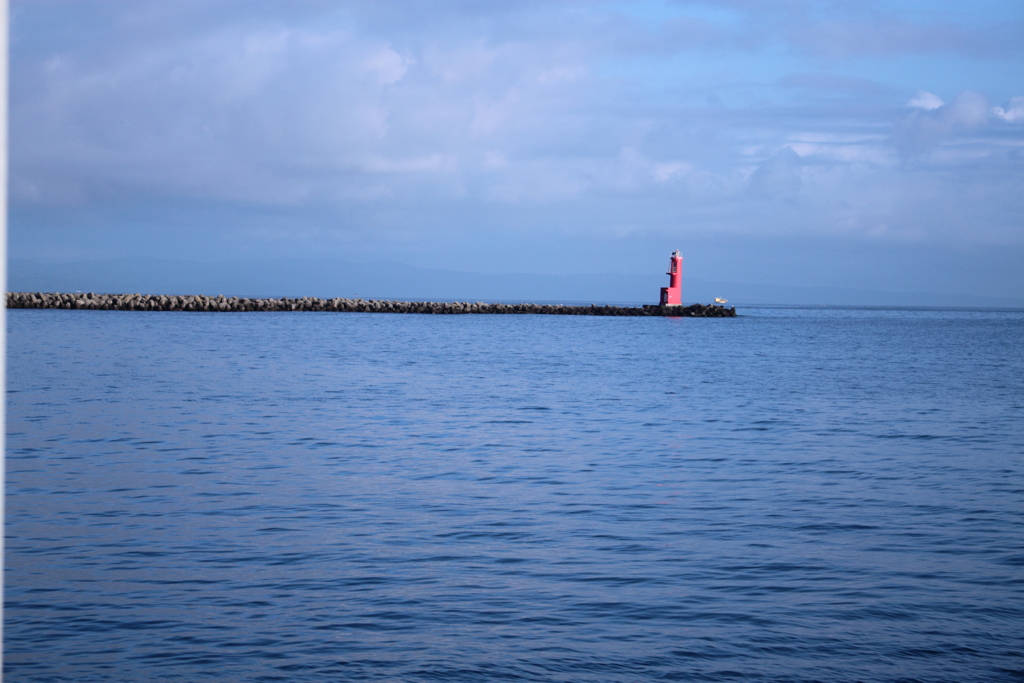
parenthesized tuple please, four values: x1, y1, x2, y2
(9, 0, 1024, 300)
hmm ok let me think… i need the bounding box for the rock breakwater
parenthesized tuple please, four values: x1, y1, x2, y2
(6, 292, 737, 317)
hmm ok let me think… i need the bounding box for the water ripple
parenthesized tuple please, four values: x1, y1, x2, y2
(5, 307, 1024, 682)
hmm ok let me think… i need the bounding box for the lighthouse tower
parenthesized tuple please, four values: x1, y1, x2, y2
(659, 249, 683, 305)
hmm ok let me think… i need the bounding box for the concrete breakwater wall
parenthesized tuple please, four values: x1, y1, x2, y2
(6, 292, 737, 317)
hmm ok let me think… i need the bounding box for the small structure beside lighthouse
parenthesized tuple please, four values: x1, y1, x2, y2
(659, 249, 683, 305)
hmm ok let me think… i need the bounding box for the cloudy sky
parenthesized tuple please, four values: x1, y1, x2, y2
(10, 1, 1024, 298)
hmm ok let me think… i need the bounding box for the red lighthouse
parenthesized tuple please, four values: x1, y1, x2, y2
(660, 249, 683, 305)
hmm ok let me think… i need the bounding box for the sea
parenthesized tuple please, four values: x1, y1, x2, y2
(5, 306, 1024, 682)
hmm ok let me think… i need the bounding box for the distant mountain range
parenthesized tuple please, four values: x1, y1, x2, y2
(9, 257, 1024, 308)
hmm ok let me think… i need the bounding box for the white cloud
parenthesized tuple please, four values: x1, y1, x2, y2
(362, 46, 412, 85)
(747, 147, 803, 199)
(992, 96, 1024, 122)
(653, 162, 690, 182)
(891, 91, 991, 157)
(907, 90, 943, 110)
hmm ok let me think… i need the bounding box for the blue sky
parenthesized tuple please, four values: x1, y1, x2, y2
(9, 0, 1024, 299)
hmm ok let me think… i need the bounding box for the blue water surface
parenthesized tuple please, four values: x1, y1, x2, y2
(6, 306, 1024, 682)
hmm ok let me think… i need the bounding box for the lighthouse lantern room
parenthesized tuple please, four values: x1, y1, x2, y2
(659, 249, 683, 305)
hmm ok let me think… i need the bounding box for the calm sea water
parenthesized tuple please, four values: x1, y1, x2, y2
(6, 306, 1024, 682)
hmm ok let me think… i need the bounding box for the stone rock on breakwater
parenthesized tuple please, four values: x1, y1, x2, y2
(6, 292, 737, 317)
